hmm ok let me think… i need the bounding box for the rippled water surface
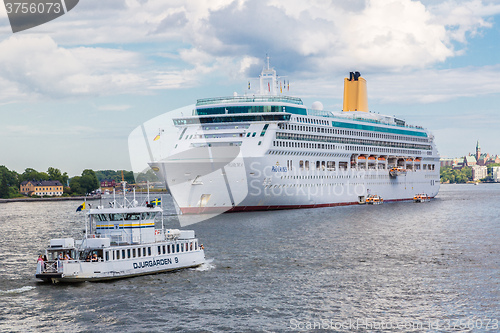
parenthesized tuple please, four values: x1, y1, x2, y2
(1, 184, 500, 332)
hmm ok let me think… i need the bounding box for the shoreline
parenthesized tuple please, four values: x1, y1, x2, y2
(0, 196, 101, 203)
(0, 191, 169, 204)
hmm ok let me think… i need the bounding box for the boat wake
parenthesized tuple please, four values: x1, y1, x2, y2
(193, 258, 215, 271)
(0, 286, 35, 295)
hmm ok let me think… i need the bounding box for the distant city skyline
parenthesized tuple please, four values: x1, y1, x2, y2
(441, 140, 500, 159)
(1, 1, 500, 176)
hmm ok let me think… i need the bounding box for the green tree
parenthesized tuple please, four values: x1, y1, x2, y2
(69, 176, 83, 195)
(0, 165, 21, 198)
(80, 169, 99, 194)
(440, 166, 472, 184)
(19, 168, 49, 182)
(0, 174, 8, 198)
(135, 169, 160, 183)
(47, 167, 69, 185)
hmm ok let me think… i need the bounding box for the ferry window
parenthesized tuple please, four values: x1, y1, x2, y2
(167, 245, 171, 254)
(158, 246, 161, 254)
(177, 244, 180, 252)
(111, 214, 124, 221)
(300, 160, 304, 170)
(138, 248, 141, 257)
(127, 249, 131, 258)
(163, 245, 166, 254)
(195, 242, 198, 250)
(305, 161, 309, 170)
(322, 161, 326, 170)
(252, 132, 256, 137)
(148, 247, 151, 256)
(122, 249, 125, 259)
(116, 251, 120, 260)
(190, 242, 193, 251)
(316, 161, 321, 170)
(105, 251, 109, 261)
(113, 251, 115, 260)
(133, 249, 136, 258)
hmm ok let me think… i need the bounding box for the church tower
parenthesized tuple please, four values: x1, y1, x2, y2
(476, 140, 481, 161)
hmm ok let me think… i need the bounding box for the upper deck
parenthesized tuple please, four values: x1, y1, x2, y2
(196, 95, 303, 106)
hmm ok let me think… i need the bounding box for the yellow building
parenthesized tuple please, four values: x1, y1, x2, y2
(20, 180, 64, 196)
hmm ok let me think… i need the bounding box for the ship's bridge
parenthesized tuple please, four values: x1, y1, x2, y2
(194, 96, 306, 116)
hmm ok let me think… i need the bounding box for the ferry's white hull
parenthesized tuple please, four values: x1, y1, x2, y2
(36, 250, 205, 283)
(152, 154, 440, 214)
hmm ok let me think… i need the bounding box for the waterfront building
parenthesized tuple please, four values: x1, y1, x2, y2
(464, 155, 477, 167)
(471, 165, 488, 181)
(100, 179, 116, 188)
(20, 180, 63, 196)
(440, 158, 460, 168)
(492, 166, 500, 182)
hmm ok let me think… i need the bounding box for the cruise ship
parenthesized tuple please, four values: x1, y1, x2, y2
(150, 60, 440, 214)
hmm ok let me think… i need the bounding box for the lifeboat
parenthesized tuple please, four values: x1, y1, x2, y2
(366, 194, 383, 205)
(389, 166, 406, 177)
(413, 193, 430, 203)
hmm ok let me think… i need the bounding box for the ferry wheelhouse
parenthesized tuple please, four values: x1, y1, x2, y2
(150, 59, 440, 214)
(35, 188, 205, 283)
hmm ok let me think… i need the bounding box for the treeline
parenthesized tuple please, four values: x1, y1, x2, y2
(440, 166, 472, 183)
(94, 169, 159, 183)
(0, 166, 155, 199)
(440, 164, 500, 183)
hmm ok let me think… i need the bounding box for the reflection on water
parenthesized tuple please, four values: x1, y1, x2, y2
(1, 185, 499, 332)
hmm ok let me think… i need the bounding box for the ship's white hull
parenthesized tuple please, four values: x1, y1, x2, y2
(36, 250, 205, 282)
(151, 154, 440, 214)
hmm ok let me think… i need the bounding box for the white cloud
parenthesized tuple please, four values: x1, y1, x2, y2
(368, 65, 500, 104)
(0, 35, 150, 101)
(428, 0, 500, 42)
(0, 0, 500, 102)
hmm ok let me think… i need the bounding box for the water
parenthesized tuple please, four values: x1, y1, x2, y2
(1, 184, 499, 332)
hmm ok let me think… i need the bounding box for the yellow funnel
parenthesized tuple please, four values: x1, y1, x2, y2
(343, 71, 368, 112)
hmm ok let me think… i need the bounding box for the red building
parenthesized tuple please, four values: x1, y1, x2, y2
(100, 179, 116, 188)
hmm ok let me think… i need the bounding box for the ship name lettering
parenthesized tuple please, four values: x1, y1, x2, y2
(271, 166, 288, 172)
(133, 257, 173, 269)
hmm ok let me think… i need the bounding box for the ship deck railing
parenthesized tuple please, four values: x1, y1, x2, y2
(37, 261, 60, 274)
(307, 109, 425, 130)
(196, 95, 303, 106)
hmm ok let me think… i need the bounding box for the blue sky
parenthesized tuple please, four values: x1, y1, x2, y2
(1, 0, 500, 176)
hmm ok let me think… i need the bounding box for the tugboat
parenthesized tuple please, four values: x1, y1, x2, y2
(413, 193, 430, 203)
(35, 184, 205, 283)
(365, 194, 383, 205)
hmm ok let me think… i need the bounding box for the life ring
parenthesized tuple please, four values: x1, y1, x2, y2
(92, 235, 95, 238)
(155, 230, 160, 235)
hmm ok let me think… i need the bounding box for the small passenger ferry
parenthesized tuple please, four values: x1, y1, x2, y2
(35, 186, 205, 283)
(413, 193, 430, 203)
(365, 194, 383, 205)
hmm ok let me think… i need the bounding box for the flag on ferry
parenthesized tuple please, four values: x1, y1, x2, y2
(153, 134, 160, 141)
(152, 198, 161, 206)
(76, 202, 85, 212)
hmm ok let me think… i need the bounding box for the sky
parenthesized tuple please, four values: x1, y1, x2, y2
(1, 0, 500, 176)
